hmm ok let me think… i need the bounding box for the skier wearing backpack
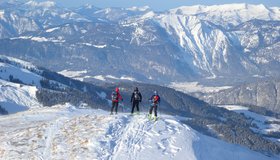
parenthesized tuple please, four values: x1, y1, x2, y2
(130, 87, 142, 114)
(111, 87, 123, 115)
(148, 91, 160, 120)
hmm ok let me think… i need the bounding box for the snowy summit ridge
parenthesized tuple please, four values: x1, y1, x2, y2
(0, 106, 276, 160)
(168, 3, 280, 27)
(24, 0, 56, 8)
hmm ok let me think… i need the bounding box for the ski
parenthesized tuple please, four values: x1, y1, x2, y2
(147, 114, 158, 121)
(131, 112, 140, 116)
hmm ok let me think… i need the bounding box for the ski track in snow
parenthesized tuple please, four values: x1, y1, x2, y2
(93, 114, 186, 160)
(0, 107, 278, 160)
(112, 115, 151, 160)
(42, 116, 67, 159)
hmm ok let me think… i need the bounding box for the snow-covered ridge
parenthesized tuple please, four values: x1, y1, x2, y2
(24, 0, 56, 8)
(169, 3, 280, 18)
(0, 55, 39, 72)
(0, 57, 72, 91)
(0, 106, 276, 160)
(170, 4, 268, 14)
(0, 56, 74, 114)
(168, 3, 280, 27)
(0, 10, 4, 19)
(0, 62, 42, 86)
(10, 36, 65, 43)
(0, 57, 42, 114)
(83, 4, 94, 9)
(127, 6, 150, 12)
(0, 79, 41, 114)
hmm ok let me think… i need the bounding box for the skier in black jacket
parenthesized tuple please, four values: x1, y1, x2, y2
(130, 87, 142, 114)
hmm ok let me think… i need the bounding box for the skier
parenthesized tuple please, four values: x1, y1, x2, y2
(148, 90, 160, 120)
(111, 87, 123, 115)
(130, 87, 142, 115)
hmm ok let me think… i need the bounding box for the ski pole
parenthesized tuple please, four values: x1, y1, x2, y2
(158, 103, 160, 117)
(139, 101, 141, 114)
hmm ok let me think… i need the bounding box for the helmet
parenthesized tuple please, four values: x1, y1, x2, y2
(135, 87, 138, 91)
(115, 87, 119, 92)
(154, 90, 157, 95)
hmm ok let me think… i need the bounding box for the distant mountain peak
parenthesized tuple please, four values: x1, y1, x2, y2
(126, 5, 151, 12)
(167, 3, 274, 15)
(167, 3, 279, 29)
(24, 0, 56, 8)
(0, 10, 4, 18)
(169, 3, 270, 13)
(84, 3, 94, 9)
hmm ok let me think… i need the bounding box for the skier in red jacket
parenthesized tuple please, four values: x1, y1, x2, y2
(148, 91, 160, 120)
(111, 87, 123, 114)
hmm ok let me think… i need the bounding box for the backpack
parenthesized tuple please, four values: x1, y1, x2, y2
(111, 91, 118, 101)
(134, 91, 140, 101)
(153, 95, 159, 104)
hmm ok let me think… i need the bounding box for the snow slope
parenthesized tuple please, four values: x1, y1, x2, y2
(0, 61, 42, 86)
(0, 55, 39, 72)
(0, 104, 277, 160)
(0, 79, 41, 114)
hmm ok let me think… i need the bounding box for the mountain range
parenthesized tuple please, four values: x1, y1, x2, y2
(0, 1, 280, 84)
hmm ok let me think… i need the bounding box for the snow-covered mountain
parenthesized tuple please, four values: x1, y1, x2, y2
(76, 4, 152, 22)
(153, 14, 259, 77)
(0, 2, 279, 84)
(0, 1, 280, 84)
(0, 0, 89, 38)
(0, 105, 278, 160)
(168, 4, 280, 28)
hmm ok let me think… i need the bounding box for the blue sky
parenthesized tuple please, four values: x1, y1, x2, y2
(39, 0, 279, 11)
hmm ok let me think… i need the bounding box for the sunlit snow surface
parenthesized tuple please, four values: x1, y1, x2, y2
(0, 104, 277, 160)
(0, 80, 41, 114)
(0, 62, 42, 86)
